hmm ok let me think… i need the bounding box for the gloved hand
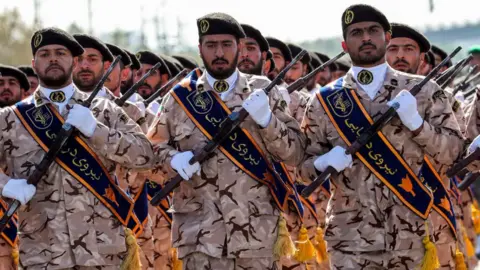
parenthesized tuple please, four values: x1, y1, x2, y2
(2, 179, 36, 205)
(242, 89, 272, 128)
(314, 146, 353, 172)
(387, 90, 423, 131)
(454, 91, 465, 103)
(278, 87, 291, 106)
(170, 151, 201, 180)
(65, 104, 98, 137)
(468, 135, 480, 154)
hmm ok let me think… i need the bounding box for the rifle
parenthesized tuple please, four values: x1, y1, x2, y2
(286, 52, 346, 93)
(452, 65, 478, 95)
(115, 62, 162, 107)
(457, 171, 480, 191)
(0, 56, 122, 233)
(301, 46, 462, 198)
(439, 55, 472, 89)
(149, 50, 308, 206)
(143, 69, 188, 107)
(463, 85, 480, 99)
(435, 55, 471, 87)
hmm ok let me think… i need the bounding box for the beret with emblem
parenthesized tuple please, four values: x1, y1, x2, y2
(431, 45, 452, 67)
(105, 43, 131, 67)
(391, 23, 431, 53)
(17, 65, 37, 78)
(172, 55, 199, 70)
(0, 64, 30, 91)
(468, 45, 480, 55)
(160, 54, 180, 77)
(341, 4, 390, 38)
(197, 12, 246, 40)
(266, 37, 292, 62)
(73, 34, 113, 62)
(124, 49, 141, 70)
(287, 43, 311, 65)
(31, 27, 84, 57)
(307, 51, 322, 73)
(136, 51, 169, 75)
(240, 24, 269, 53)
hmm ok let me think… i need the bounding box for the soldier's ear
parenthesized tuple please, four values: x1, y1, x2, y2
(72, 56, 78, 70)
(341, 41, 348, 53)
(385, 31, 392, 44)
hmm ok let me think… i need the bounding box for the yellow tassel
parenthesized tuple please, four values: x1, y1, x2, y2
(120, 228, 142, 270)
(420, 223, 440, 270)
(274, 216, 296, 259)
(11, 246, 19, 268)
(471, 203, 480, 234)
(293, 225, 316, 262)
(455, 246, 468, 270)
(171, 248, 183, 270)
(462, 225, 475, 258)
(314, 227, 328, 263)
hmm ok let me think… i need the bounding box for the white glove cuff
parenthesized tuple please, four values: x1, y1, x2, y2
(404, 112, 423, 131)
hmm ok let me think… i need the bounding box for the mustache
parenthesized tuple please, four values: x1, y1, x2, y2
(46, 64, 64, 73)
(359, 42, 377, 51)
(212, 58, 229, 65)
(393, 59, 410, 66)
(239, 58, 255, 66)
(139, 82, 153, 91)
(0, 89, 12, 96)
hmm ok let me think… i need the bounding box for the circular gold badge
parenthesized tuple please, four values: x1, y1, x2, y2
(213, 80, 229, 93)
(33, 33, 43, 48)
(200, 19, 210, 34)
(49, 91, 66, 103)
(357, 70, 373, 85)
(344, 10, 355, 25)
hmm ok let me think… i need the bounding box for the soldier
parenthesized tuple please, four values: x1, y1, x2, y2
(104, 43, 132, 97)
(121, 49, 142, 95)
(238, 24, 269, 76)
(300, 4, 463, 269)
(417, 50, 435, 76)
(306, 52, 323, 94)
(314, 52, 333, 87)
(331, 56, 350, 80)
(266, 37, 292, 84)
(285, 43, 311, 122)
(135, 51, 169, 100)
(0, 27, 154, 269)
(147, 12, 304, 269)
(172, 55, 199, 73)
(431, 45, 452, 74)
(17, 65, 38, 98)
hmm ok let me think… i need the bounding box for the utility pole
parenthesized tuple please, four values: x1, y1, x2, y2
(88, 0, 93, 35)
(33, 0, 41, 27)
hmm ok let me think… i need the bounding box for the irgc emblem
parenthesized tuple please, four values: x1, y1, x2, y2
(199, 19, 210, 34)
(187, 91, 213, 114)
(33, 33, 43, 48)
(344, 10, 354, 25)
(326, 88, 353, 118)
(26, 106, 53, 130)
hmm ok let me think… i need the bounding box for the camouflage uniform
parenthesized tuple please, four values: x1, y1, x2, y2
(300, 67, 463, 269)
(147, 71, 305, 267)
(0, 237, 15, 270)
(0, 87, 153, 269)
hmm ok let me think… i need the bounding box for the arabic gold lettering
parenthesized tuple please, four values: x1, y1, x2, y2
(45, 130, 56, 140)
(70, 148, 77, 157)
(229, 132, 237, 140)
(206, 114, 222, 127)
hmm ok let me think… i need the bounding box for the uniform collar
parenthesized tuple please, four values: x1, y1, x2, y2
(35, 83, 75, 107)
(349, 63, 388, 100)
(205, 69, 239, 100)
(197, 70, 250, 101)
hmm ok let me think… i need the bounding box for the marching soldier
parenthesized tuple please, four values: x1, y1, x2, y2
(266, 37, 292, 85)
(313, 52, 333, 87)
(431, 45, 452, 74)
(172, 55, 199, 73)
(147, 12, 304, 269)
(305, 52, 323, 94)
(0, 27, 154, 269)
(17, 65, 38, 98)
(331, 56, 350, 80)
(417, 50, 435, 76)
(285, 43, 311, 122)
(121, 49, 142, 95)
(104, 43, 132, 97)
(238, 24, 269, 76)
(300, 4, 463, 269)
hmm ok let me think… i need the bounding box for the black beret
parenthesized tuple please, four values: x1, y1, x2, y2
(105, 43, 131, 67)
(241, 24, 269, 53)
(31, 27, 84, 57)
(73, 34, 113, 62)
(341, 4, 390, 38)
(426, 50, 435, 66)
(335, 57, 351, 72)
(314, 52, 330, 64)
(330, 62, 339, 72)
(287, 43, 311, 65)
(17, 65, 37, 77)
(172, 55, 199, 70)
(431, 45, 452, 67)
(0, 64, 30, 91)
(267, 51, 276, 74)
(308, 51, 322, 72)
(197, 12, 245, 40)
(124, 49, 141, 70)
(160, 54, 180, 77)
(136, 51, 169, 76)
(266, 37, 292, 62)
(390, 23, 431, 53)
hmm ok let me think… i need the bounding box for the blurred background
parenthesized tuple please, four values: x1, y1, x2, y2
(1, 0, 479, 65)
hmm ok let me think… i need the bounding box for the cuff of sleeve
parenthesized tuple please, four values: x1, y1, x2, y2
(259, 115, 282, 141)
(88, 122, 111, 150)
(411, 120, 433, 144)
(300, 158, 320, 184)
(406, 113, 423, 131)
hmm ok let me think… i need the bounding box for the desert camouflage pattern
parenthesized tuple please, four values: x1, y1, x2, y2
(0, 237, 14, 270)
(288, 88, 310, 124)
(0, 87, 153, 269)
(147, 71, 305, 260)
(182, 251, 276, 270)
(300, 66, 463, 267)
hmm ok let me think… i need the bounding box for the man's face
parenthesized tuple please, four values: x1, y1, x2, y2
(284, 62, 307, 85)
(238, 37, 264, 75)
(0, 76, 23, 107)
(342, 21, 390, 67)
(105, 64, 121, 94)
(269, 47, 286, 78)
(317, 66, 331, 86)
(386, 37, 422, 74)
(32, 44, 76, 88)
(134, 64, 162, 99)
(73, 48, 105, 92)
(22, 76, 38, 98)
(121, 68, 136, 94)
(199, 34, 240, 79)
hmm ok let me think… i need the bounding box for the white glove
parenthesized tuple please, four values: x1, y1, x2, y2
(314, 146, 353, 173)
(2, 179, 36, 205)
(387, 90, 423, 131)
(454, 91, 465, 103)
(242, 89, 272, 128)
(278, 87, 291, 106)
(126, 101, 146, 118)
(468, 135, 480, 154)
(65, 104, 97, 137)
(170, 151, 201, 180)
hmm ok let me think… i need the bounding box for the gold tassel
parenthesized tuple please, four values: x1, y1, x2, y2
(11, 246, 19, 268)
(314, 227, 328, 263)
(462, 224, 475, 258)
(293, 225, 316, 262)
(455, 246, 468, 270)
(120, 228, 142, 270)
(171, 248, 183, 270)
(274, 215, 296, 259)
(471, 203, 480, 234)
(420, 222, 440, 270)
